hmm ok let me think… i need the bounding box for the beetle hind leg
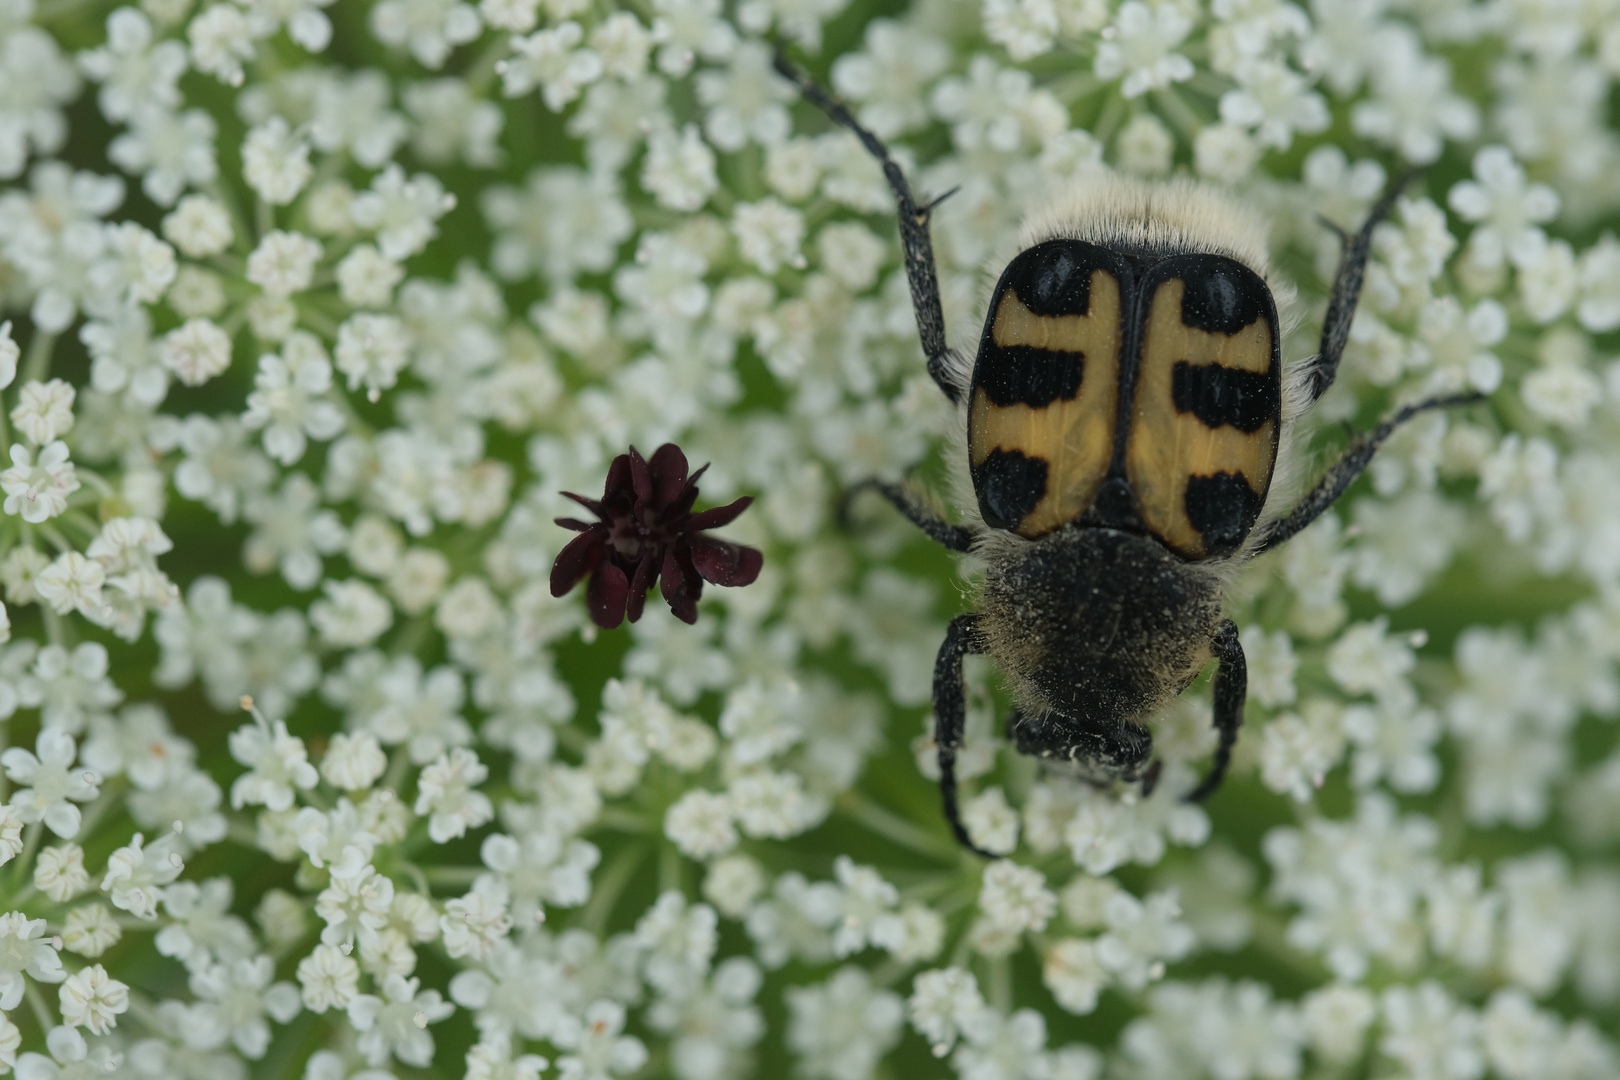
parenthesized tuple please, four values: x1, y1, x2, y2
(934, 614, 998, 857)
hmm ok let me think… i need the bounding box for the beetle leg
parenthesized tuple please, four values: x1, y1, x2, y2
(1302, 167, 1421, 406)
(1185, 619, 1245, 803)
(1258, 392, 1482, 553)
(773, 50, 965, 405)
(934, 614, 997, 857)
(840, 478, 976, 552)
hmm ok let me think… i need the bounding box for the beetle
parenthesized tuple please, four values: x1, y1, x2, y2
(773, 52, 1479, 856)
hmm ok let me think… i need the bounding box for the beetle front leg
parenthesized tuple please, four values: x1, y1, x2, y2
(773, 50, 966, 404)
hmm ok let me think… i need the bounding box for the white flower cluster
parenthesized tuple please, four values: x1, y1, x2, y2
(0, 0, 1607, 1075)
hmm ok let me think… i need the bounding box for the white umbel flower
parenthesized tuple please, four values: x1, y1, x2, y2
(439, 875, 512, 961)
(961, 788, 1020, 855)
(100, 832, 184, 919)
(241, 116, 313, 204)
(315, 865, 395, 946)
(162, 194, 234, 257)
(58, 965, 128, 1034)
(160, 317, 232, 385)
(336, 244, 404, 308)
(242, 335, 346, 465)
(975, 861, 1056, 944)
(664, 789, 737, 859)
(1094, 1, 1195, 98)
(347, 973, 455, 1067)
(1379, 982, 1484, 1080)
(642, 123, 717, 211)
(246, 229, 323, 296)
(33, 552, 106, 619)
(0, 322, 17, 391)
(33, 844, 90, 903)
(297, 942, 361, 1013)
(10, 379, 74, 444)
(786, 968, 901, 1080)
(909, 967, 988, 1058)
(334, 313, 411, 402)
(0, 912, 65, 1009)
(1, 728, 98, 838)
(0, 441, 79, 523)
(370, 0, 481, 68)
(501, 22, 603, 111)
(350, 165, 456, 260)
(0, 806, 23, 867)
(319, 731, 387, 791)
(189, 955, 301, 1058)
(414, 747, 494, 842)
(60, 904, 120, 959)
(228, 708, 318, 811)
(188, 4, 256, 86)
(1043, 939, 1107, 1016)
(1449, 145, 1559, 269)
(310, 579, 394, 647)
(553, 999, 649, 1080)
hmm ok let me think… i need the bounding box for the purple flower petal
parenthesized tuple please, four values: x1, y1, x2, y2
(689, 535, 764, 587)
(625, 552, 656, 623)
(602, 454, 632, 501)
(686, 495, 754, 532)
(560, 491, 604, 516)
(667, 463, 709, 518)
(627, 445, 654, 506)
(660, 545, 701, 624)
(648, 443, 690, 511)
(551, 528, 607, 597)
(586, 563, 630, 629)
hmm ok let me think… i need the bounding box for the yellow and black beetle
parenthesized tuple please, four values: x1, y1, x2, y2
(775, 52, 1478, 857)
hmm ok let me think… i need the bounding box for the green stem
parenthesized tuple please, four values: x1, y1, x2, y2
(395, 859, 431, 897)
(421, 865, 483, 885)
(381, 746, 412, 798)
(594, 807, 649, 833)
(74, 776, 127, 841)
(1152, 85, 1211, 146)
(9, 823, 41, 891)
(987, 954, 1012, 1014)
(24, 980, 53, 1032)
(19, 331, 55, 387)
(659, 838, 681, 894)
(579, 840, 646, 937)
(463, 35, 516, 97)
(225, 821, 260, 848)
(39, 606, 65, 649)
(837, 792, 958, 861)
(34, 0, 95, 19)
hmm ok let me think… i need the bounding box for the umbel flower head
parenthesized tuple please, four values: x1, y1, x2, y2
(552, 443, 762, 627)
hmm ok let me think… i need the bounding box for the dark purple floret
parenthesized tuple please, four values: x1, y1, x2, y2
(551, 443, 764, 628)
